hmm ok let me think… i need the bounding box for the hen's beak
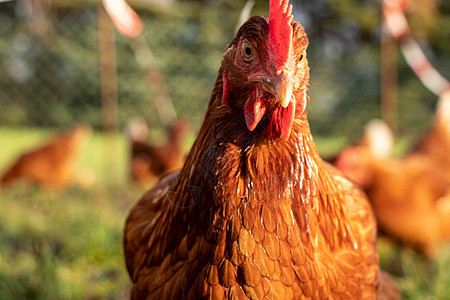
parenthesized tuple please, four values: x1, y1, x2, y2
(252, 72, 294, 108)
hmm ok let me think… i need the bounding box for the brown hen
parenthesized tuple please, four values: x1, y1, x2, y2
(1, 124, 92, 188)
(336, 93, 450, 257)
(124, 0, 399, 299)
(411, 90, 450, 175)
(127, 119, 189, 186)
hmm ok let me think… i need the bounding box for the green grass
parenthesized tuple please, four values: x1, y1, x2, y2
(0, 184, 144, 299)
(0, 127, 449, 299)
(378, 239, 450, 299)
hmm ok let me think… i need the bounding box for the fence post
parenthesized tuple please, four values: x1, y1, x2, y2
(98, 1, 120, 184)
(381, 4, 398, 136)
(98, 1, 118, 133)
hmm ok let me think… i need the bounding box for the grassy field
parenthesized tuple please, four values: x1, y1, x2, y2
(0, 127, 449, 299)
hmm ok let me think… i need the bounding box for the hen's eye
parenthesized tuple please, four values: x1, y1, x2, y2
(242, 41, 254, 61)
(298, 54, 304, 62)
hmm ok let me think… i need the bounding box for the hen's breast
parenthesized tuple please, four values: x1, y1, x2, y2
(210, 186, 379, 299)
(126, 175, 379, 299)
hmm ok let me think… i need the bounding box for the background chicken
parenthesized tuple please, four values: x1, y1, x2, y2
(126, 118, 190, 186)
(409, 90, 450, 176)
(335, 119, 394, 187)
(124, 0, 399, 298)
(1, 124, 92, 188)
(336, 92, 450, 256)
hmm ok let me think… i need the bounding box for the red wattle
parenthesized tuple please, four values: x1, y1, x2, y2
(244, 97, 266, 131)
(279, 100, 295, 140)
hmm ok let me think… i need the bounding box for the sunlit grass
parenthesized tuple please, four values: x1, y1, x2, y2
(0, 184, 145, 299)
(378, 237, 450, 299)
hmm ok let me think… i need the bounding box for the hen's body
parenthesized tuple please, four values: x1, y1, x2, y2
(336, 93, 450, 256)
(365, 154, 450, 256)
(370, 93, 450, 256)
(411, 90, 450, 177)
(125, 117, 381, 299)
(125, 4, 396, 298)
(1, 124, 91, 188)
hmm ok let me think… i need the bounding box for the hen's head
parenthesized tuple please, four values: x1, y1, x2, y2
(221, 0, 309, 140)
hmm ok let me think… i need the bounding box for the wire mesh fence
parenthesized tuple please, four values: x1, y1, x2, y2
(0, 0, 448, 143)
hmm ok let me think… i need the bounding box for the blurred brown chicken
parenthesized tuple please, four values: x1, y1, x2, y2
(126, 118, 189, 186)
(410, 90, 450, 175)
(336, 92, 450, 256)
(124, 1, 399, 298)
(1, 124, 92, 188)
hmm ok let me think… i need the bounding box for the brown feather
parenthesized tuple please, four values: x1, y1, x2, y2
(219, 259, 237, 288)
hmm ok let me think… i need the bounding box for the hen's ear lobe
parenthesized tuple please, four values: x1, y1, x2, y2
(220, 44, 238, 106)
(222, 71, 230, 106)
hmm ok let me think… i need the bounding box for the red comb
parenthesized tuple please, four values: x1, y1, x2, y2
(268, 0, 293, 70)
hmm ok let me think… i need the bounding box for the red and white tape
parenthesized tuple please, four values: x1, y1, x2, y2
(382, 0, 450, 96)
(102, 0, 143, 38)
